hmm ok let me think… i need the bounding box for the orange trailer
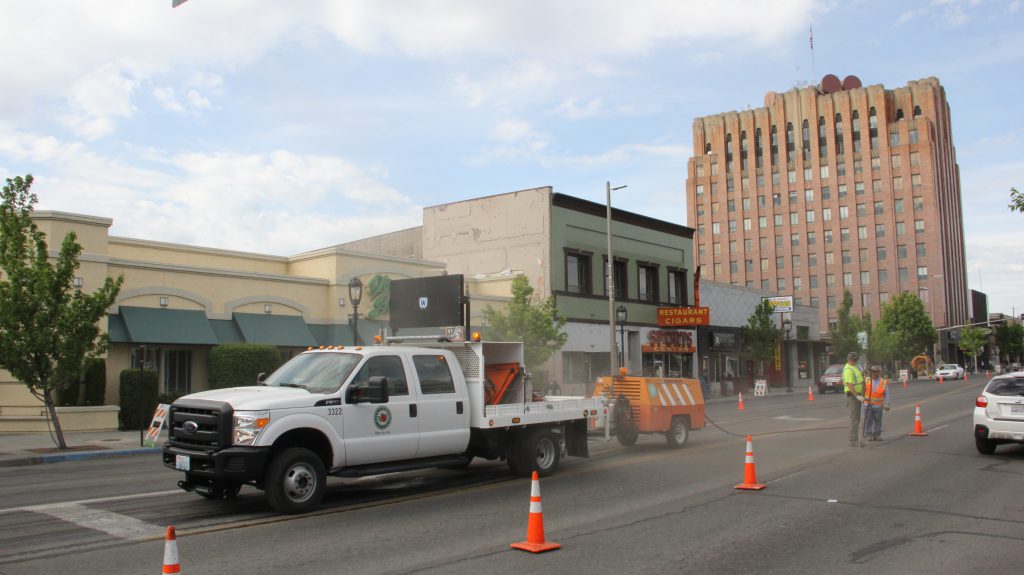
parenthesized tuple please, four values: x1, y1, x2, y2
(592, 373, 706, 448)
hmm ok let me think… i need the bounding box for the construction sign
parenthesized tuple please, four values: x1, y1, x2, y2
(144, 403, 171, 447)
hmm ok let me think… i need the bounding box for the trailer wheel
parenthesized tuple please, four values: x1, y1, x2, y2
(264, 447, 326, 514)
(512, 429, 561, 477)
(666, 417, 689, 448)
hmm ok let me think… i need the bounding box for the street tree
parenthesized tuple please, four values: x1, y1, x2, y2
(0, 175, 123, 448)
(957, 326, 988, 373)
(482, 275, 567, 373)
(872, 292, 937, 367)
(829, 290, 863, 362)
(994, 322, 1024, 365)
(1010, 187, 1023, 214)
(741, 299, 779, 377)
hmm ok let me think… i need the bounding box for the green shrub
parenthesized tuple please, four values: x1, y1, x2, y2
(119, 369, 159, 430)
(208, 343, 283, 389)
(56, 358, 107, 406)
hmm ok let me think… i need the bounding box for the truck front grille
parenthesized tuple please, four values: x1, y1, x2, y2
(168, 401, 232, 450)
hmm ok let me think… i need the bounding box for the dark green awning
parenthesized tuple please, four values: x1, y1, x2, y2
(209, 319, 244, 344)
(233, 313, 317, 347)
(118, 306, 219, 345)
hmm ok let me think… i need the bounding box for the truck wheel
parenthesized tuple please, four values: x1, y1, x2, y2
(666, 417, 689, 448)
(515, 429, 561, 477)
(506, 447, 523, 476)
(264, 447, 326, 514)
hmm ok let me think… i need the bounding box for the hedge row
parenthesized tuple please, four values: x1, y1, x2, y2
(207, 343, 283, 389)
(118, 369, 159, 430)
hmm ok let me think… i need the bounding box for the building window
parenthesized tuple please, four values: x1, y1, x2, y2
(909, 128, 918, 144)
(805, 189, 814, 202)
(842, 250, 852, 264)
(859, 248, 869, 263)
(891, 154, 902, 169)
(875, 201, 886, 215)
(791, 233, 800, 247)
(712, 222, 720, 234)
(776, 256, 785, 270)
(839, 206, 849, 219)
(838, 184, 848, 198)
(790, 212, 799, 225)
(804, 167, 812, 181)
(696, 184, 704, 196)
(889, 127, 900, 146)
(893, 199, 903, 213)
(818, 116, 828, 157)
(825, 252, 834, 265)
(744, 238, 753, 250)
(878, 269, 888, 284)
(910, 151, 920, 166)
(857, 203, 866, 217)
(788, 170, 797, 184)
(667, 268, 687, 305)
(913, 196, 924, 212)
(729, 240, 736, 254)
(912, 174, 922, 188)
(826, 274, 836, 287)
(916, 242, 927, 257)
(843, 272, 853, 286)
(761, 279, 770, 290)
(807, 231, 816, 245)
(820, 165, 829, 179)
(792, 254, 802, 268)
(776, 235, 784, 248)
(729, 260, 738, 274)
(777, 277, 787, 291)
(841, 228, 850, 242)
(893, 176, 903, 190)
(808, 253, 818, 267)
(758, 195, 766, 209)
(858, 226, 868, 240)
(855, 182, 865, 196)
(824, 230, 833, 244)
(566, 251, 591, 294)
(877, 246, 887, 261)
(610, 259, 628, 298)
(896, 221, 906, 236)
(822, 186, 831, 200)
(745, 259, 754, 273)
(810, 275, 818, 288)
(861, 271, 870, 285)
(760, 237, 769, 250)
(871, 156, 881, 171)
(914, 219, 925, 234)
(743, 197, 751, 210)
(880, 291, 890, 304)
(828, 296, 837, 310)
(165, 350, 193, 396)
(806, 210, 815, 223)
(794, 277, 803, 291)
(789, 190, 798, 204)
(759, 215, 767, 229)
(761, 258, 769, 272)
(917, 266, 928, 280)
(774, 214, 783, 227)
(862, 293, 872, 307)
(728, 220, 737, 233)
(899, 267, 909, 283)
(638, 264, 659, 302)
(823, 208, 832, 221)
(810, 296, 819, 308)
(897, 244, 908, 259)
(875, 224, 885, 238)
(743, 218, 752, 231)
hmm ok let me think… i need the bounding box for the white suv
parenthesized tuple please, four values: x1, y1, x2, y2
(974, 372, 1024, 454)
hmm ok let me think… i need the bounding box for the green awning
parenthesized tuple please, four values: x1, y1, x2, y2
(210, 319, 244, 344)
(107, 313, 130, 343)
(233, 313, 317, 347)
(118, 306, 219, 345)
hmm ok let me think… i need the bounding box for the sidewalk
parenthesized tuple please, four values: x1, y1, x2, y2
(0, 429, 164, 467)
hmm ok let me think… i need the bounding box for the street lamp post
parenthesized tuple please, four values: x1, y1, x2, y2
(137, 345, 146, 447)
(782, 316, 793, 391)
(606, 181, 627, 393)
(348, 277, 363, 345)
(617, 305, 628, 372)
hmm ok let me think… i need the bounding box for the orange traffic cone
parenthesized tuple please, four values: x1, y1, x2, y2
(986, 370, 990, 379)
(909, 403, 928, 437)
(807, 386, 815, 401)
(963, 370, 968, 381)
(163, 525, 180, 574)
(938, 374, 943, 384)
(735, 435, 765, 490)
(510, 471, 561, 553)
(737, 392, 745, 411)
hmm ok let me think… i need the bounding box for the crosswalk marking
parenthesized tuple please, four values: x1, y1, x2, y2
(29, 503, 164, 541)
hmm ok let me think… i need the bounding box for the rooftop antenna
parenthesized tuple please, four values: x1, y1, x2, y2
(809, 25, 817, 85)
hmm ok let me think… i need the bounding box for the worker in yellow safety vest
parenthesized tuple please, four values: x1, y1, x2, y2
(842, 352, 865, 447)
(862, 365, 891, 441)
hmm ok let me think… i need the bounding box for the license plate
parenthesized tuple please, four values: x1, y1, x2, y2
(1011, 405, 1024, 415)
(175, 454, 191, 471)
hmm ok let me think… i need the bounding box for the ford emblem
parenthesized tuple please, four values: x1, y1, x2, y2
(182, 420, 199, 434)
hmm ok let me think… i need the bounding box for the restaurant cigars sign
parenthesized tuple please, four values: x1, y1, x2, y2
(657, 306, 710, 327)
(642, 330, 696, 353)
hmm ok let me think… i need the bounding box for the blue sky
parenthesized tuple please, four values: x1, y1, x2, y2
(0, 0, 1020, 315)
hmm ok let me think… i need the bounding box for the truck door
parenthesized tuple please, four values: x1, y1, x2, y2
(342, 355, 419, 466)
(411, 353, 470, 458)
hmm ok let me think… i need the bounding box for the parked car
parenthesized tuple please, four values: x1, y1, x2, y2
(935, 363, 965, 380)
(818, 364, 845, 395)
(974, 371, 1024, 454)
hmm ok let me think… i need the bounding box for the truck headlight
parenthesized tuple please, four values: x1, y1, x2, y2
(233, 411, 270, 446)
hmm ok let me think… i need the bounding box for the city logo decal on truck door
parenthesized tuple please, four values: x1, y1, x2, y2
(418, 297, 428, 309)
(374, 406, 393, 430)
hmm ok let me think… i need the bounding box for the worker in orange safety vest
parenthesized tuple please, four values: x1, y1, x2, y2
(862, 365, 890, 441)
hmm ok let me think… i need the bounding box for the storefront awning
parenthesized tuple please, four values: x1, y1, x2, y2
(233, 313, 317, 348)
(117, 306, 219, 345)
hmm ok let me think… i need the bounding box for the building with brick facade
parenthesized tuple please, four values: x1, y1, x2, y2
(686, 76, 968, 362)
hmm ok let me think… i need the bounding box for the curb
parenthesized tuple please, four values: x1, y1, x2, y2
(0, 447, 161, 467)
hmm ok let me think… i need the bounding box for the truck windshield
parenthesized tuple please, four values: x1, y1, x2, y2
(264, 352, 361, 394)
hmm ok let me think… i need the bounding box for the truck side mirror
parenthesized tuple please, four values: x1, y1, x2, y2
(346, 376, 390, 404)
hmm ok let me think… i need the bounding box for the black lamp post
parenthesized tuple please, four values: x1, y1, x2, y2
(348, 277, 363, 345)
(616, 305, 627, 372)
(782, 316, 793, 391)
(137, 345, 146, 446)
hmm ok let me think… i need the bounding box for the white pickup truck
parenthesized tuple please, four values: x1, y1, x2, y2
(162, 340, 606, 513)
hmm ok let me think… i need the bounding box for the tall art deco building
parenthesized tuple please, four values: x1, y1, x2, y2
(686, 76, 968, 353)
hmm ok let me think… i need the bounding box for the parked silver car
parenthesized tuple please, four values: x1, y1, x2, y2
(974, 372, 1024, 454)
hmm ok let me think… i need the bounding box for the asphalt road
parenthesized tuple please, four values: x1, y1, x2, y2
(2, 375, 1022, 574)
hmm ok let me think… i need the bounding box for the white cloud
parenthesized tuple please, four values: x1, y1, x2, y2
(543, 142, 692, 170)
(555, 98, 607, 120)
(0, 128, 420, 256)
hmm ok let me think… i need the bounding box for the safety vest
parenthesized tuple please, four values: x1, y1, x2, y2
(864, 378, 888, 406)
(842, 364, 864, 394)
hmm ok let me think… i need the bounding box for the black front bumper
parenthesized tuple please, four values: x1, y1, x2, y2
(162, 444, 271, 483)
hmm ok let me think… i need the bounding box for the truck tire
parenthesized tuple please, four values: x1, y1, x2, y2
(264, 447, 326, 514)
(512, 429, 561, 477)
(666, 417, 689, 448)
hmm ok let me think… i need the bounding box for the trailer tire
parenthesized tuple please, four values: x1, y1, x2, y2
(666, 417, 689, 448)
(513, 429, 561, 477)
(264, 447, 326, 514)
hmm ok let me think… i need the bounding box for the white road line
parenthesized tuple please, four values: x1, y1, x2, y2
(765, 469, 806, 485)
(928, 424, 949, 432)
(30, 502, 164, 541)
(0, 489, 184, 515)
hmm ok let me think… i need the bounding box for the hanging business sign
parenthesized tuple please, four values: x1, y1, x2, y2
(762, 296, 794, 313)
(642, 330, 697, 353)
(657, 306, 710, 327)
